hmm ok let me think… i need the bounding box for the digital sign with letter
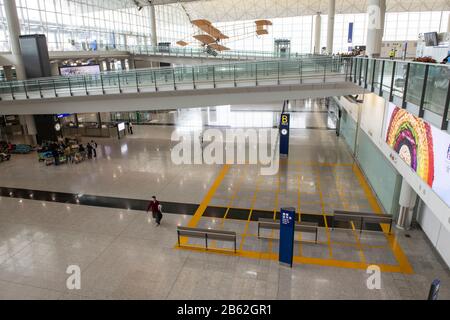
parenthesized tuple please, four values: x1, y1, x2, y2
(280, 114, 290, 156)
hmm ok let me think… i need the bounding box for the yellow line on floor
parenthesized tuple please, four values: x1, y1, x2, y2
(175, 246, 405, 273)
(179, 164, 230, 246)
(315, 165, 333, 258)
(353, 163, 414, 274)
(239, 175, 262, 252)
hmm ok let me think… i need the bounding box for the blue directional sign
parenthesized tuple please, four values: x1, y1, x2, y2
(279, 207, 296, 267)
(280, 113, 290, 156)
(348, 22, 354, 43)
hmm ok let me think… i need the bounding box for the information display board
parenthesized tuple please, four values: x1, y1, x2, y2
(280, 114, 290, 156)
(60, 65, 101, 76)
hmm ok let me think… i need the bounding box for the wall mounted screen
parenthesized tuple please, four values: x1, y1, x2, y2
(59, 65, 101, 76)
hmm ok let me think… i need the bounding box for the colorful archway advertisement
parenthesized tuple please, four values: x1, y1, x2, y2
(384, 103, 450, 207)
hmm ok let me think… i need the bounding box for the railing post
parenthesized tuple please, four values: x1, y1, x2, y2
(173, 69, 177, 90)
(23, 82, 29, 99)
(277, 61, 280, 85)
(255, 63, 258, 86)
(389, 61, 396, 102)
(192, 66, 196, 89)
(419, 64, 430, 118)
(9, 81, 15, 100)
(83, 76, 89, 96)
(234, 64, 237, 87)
(135, 71, 140, 93)
(324, 62, 327, 83)
(100, 74, 105, 94)
(364, 58, 369, 89)
(117, 73, 122, 93)
(299, 60, 303, 84)
(371, 60, 376, 92)
(213, 65, 216, 88)
(402, 63, 410, 108)
(52, 79, 58, 97)
(441, 80, 450, 130)
(379, 60, 385, 96)
(68, 78, 73, 96)
(154, 70, 158, 92)
(38, 80, 43, 98)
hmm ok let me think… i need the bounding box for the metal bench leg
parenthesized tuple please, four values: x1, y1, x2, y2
(234, 238, 237, 253)
(315, 229, 318, 244)
(257, 224, 260, 239)
(205, 235, 208, 251)
(177, 232, 181, 247)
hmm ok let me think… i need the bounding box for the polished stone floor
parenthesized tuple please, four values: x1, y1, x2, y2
(0, 100, 449, 300)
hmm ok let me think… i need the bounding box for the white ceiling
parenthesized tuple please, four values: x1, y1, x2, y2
(83, 0, 450, 22)
(180, 0, 450, 22)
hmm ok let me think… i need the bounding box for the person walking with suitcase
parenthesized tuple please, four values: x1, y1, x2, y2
(147, 196, 163, 226)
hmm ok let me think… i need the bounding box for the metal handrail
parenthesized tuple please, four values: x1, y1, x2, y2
(0, 56, 349, 101)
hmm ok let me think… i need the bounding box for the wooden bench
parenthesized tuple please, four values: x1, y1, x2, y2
(257, 218, 319, 243)
(332, 210, 393, 234)
(177, 226, 237, 253)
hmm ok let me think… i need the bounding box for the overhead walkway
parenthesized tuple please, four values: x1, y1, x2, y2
(0, 45, 322, 67)
(0, 56, 361, 114)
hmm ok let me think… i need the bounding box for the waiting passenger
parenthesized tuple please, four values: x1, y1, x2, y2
(86, 143, 93, 159)
(91, 140, 98, 158)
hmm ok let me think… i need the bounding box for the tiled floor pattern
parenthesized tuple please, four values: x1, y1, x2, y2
(180, 161, 413, 274)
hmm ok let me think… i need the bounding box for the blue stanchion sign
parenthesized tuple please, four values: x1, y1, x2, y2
(280, 114, 290, 156)
(279, 207, 296, 267)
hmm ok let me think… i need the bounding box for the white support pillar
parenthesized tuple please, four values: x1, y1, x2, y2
(447, 13, 450, 33)
(19, 115, 37, 145)
(50, 62, 60, 76)
(366, 0, 386, 58)
(120, 59, 126, 71)
(3, 65, 14, 81)
(150, 4, 158, 48)
(314, 13, 322, 55)
(128, 58, 135, 70)
(396, 178, 417, 230)
(4, 0, 26, 80)
(327, 0, 335, 55)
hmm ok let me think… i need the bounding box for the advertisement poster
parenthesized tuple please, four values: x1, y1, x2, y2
(385, 103, 450, 206)
(60, 65, 101, 76)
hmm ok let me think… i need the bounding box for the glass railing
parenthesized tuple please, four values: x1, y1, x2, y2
(50, 44, 326, 61)
(0, 56, 349, 101)
(352, 57, 450, 129)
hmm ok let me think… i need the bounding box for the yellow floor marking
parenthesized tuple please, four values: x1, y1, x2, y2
(353, 163, 413, 274)
(297, 163, 303, 257)
(335, 167, 366, 264)
(314, 165, 333, 258)
(177, 162, 411, 274)
(179, 164, 230, 246)
(350, 221, 367, 264)
(239, 175, 262, 252)
(175, 246, 405, 273)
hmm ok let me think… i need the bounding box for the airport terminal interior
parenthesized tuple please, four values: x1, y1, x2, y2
(0, 0, 450, 301)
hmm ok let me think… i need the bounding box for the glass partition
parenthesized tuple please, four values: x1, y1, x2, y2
(405, 63, 427, 106)
(392, 61, 408, 99)
(382, 61, 394, 93)
(423, 65, 450, 116)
